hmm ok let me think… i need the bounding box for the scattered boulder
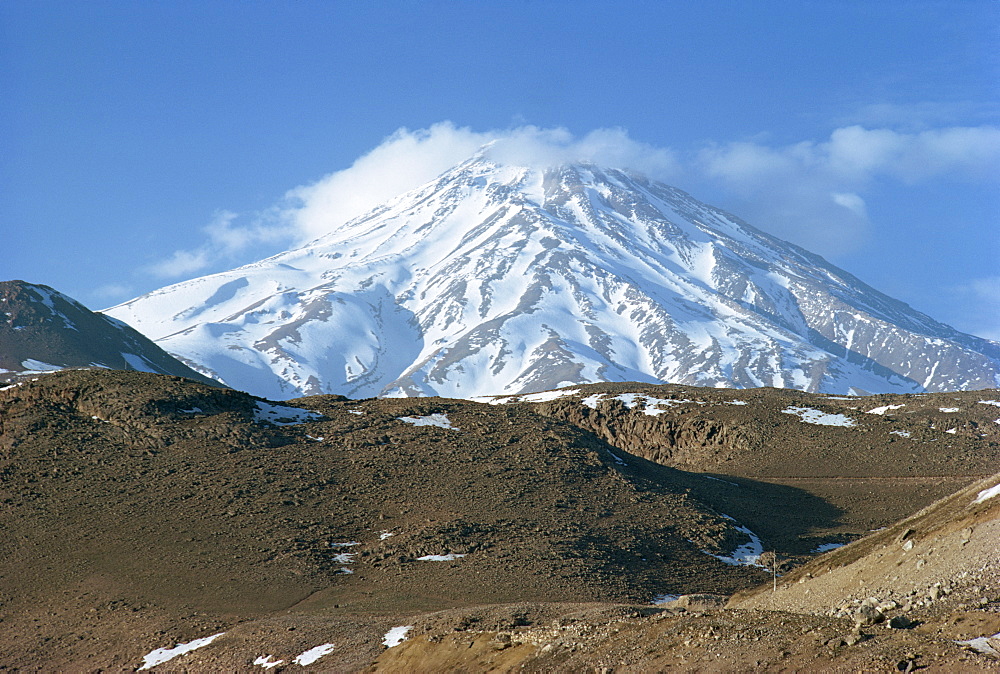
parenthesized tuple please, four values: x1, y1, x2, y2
(670, 594, 729, 611)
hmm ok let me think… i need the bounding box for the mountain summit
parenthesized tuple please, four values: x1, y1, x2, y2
(105, 154, 1000, 399)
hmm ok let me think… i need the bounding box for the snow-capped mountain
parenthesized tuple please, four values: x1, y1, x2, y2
(0, 280, 220, 385)
(104, 153, 1000, 400)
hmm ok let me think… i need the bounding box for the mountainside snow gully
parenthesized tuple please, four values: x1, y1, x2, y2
(105, 154, 1000, 400)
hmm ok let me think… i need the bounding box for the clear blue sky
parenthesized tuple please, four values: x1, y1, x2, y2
(3, 0, 999, 338)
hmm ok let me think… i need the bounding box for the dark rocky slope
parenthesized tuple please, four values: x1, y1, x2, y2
(0, 280, 219, 386)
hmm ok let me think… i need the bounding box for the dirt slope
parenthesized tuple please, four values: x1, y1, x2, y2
(2, 371, 998, 671)
(0, 370, 763, 670)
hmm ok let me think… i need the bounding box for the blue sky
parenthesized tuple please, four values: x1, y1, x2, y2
(3, 0, 999, 338)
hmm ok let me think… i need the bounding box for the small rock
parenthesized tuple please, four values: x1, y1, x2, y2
(853, 604, 884, 626)
(889, 615, 915, 629)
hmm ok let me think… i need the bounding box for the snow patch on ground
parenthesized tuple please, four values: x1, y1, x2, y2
(293, 643, 335, 666)
(939, 407, 960, 413)
(651, 594, 681, 605)
(979, 400, 1000, 407)
(812, 542, 846, 553)
(379, 531, 395, 540)
(516, 389, 580, 403)
(608, 451, 628, 466)
(781, 406, 856, 427)
(331, 542, 360, 573)
(974, 483, 1000, 504)
(583, 392, 705, 416)
(890, 430, 911, 438)
(416, 553, 465, 561)
(397, 413, 458, 430)
(254, 655, 284, 669)
(383, 625, 413, 648)
(706, 516, 764, 567)
(253, 401, 323, 426)
(20, 359, 63, 372)
(867, 404, 905, 415)
(121, 352, 157, 373)
(726, 400, 748, 405)
(139, 632, 226, 670)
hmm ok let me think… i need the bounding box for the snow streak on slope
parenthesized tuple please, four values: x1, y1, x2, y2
(104, 154, 1000, 400)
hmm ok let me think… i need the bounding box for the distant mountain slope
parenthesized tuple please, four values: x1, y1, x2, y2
(105, 153, 1000, 399)
(0, 280, 219, 386)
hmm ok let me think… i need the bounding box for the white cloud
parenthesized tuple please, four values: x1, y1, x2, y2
(280, 122, 681, 242)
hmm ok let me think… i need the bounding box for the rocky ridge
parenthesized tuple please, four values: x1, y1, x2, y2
(0, 280, 219, 386)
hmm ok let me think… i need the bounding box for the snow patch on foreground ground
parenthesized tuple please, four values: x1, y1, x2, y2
(812, 542, 846, 553)
(293, 643, 335, 666)
(705, 516, 764, 567)
(397, 413, 459, 430)
(383, 625, 413, 648)
(581, 392, 705, 416)
(254, 655, 283, 669)
(974, 483, 1000, 504)
(781, 406, 856, 427)
(139, 632, 225, 670)
(651, 594, 681, 605)
(253, 401, 323, 426)
(867, 404, 905, 415)
(416, 553, 466, 561)
(517, 389, 580, 403)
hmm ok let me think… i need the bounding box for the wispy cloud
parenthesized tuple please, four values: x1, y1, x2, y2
(955, 276, 1000, 341)
(146, 209, 288, 279)
(693, 124, 1000, 254)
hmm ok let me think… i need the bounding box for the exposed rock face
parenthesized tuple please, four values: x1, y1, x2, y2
(103, 154, 999, 400)
(0, 280, 219, 386)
